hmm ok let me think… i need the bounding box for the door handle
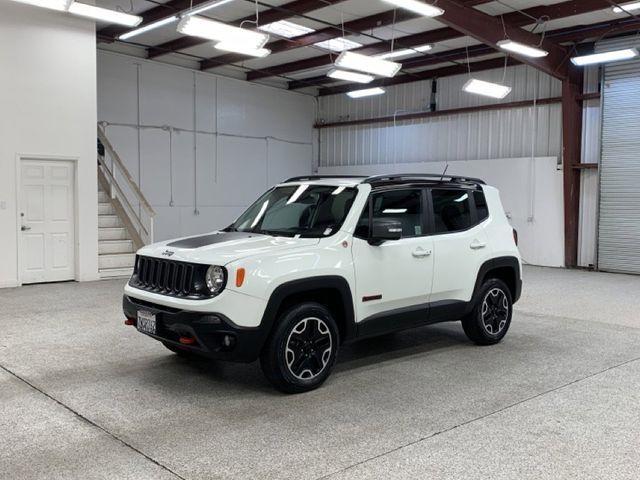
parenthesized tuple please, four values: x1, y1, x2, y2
(21, 225, 31, 231)
(470, 240, 486, 250)
(412, 248, 432, 258)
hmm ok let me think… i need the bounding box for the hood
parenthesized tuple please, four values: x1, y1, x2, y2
(137, 231, 320, 265)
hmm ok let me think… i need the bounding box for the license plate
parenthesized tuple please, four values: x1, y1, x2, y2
(137, 310, 156, 335)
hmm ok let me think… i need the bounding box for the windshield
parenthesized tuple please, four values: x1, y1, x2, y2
(228, 184, 358, 238)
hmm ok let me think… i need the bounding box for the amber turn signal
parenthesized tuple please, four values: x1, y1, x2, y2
(236, 268, 246, 288)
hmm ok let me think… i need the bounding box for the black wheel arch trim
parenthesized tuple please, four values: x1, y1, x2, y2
(473, 256, 522, 304)
(259, 276, 357, 346)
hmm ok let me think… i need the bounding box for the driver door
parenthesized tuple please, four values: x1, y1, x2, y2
(352, 188, 434, 336)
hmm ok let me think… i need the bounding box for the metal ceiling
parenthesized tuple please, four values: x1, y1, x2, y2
(95, 0, 640, 93)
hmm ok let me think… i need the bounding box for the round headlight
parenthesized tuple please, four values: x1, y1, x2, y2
(205, 266, 226, 296)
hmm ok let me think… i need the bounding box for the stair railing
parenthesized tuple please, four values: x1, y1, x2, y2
(97, 124, 156, 246)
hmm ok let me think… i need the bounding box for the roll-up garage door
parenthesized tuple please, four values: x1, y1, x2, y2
(598, 50, 640, 274)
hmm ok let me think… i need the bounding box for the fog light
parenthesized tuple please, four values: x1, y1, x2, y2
(124, 318, 135, 326)
(222, 335, 235, 349)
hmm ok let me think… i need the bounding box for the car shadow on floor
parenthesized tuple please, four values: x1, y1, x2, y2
(152, 321, 471, 395)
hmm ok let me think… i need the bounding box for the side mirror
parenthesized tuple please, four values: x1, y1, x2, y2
(369, 219, 403, 245)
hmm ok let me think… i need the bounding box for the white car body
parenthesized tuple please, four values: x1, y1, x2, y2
(123, 174, 522, 374)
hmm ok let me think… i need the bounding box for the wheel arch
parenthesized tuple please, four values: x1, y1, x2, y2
(473, 256, 522, 303)
(259, 276, 357, 349)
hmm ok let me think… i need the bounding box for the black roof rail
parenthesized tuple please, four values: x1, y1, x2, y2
(284, 175, 367, 183)
(363, 173, 486, 185)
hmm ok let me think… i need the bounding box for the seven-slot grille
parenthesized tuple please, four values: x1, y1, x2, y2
(132, 256, 204, 298)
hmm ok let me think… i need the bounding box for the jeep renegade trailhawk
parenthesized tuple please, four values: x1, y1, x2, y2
(123, 174, 522, 393)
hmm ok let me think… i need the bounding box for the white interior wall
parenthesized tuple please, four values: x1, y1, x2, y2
(97, 51, 315, 242)
(0, 3, 98, 287)
(320, 157, 564, 268)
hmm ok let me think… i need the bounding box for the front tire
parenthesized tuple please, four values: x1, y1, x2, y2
(260, 302, 339, 394)
(462, 278, 513, 345)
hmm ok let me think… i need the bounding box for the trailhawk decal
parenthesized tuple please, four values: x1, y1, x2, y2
(167, 231, 256, 249)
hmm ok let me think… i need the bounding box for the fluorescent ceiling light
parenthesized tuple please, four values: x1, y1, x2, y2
(177, 16, 269, 49)
(119, 16, 178, 40)
(612, 1, 640, 13)
(377, 44, 433, 60)
(68, 2, 142, 26)
(347, 87, 386, 99)
(214, 42, 271, 57)
(382, 0, 444, 17)
(259, 20, 315, 38)
(462, 78, 512, 99)
(9, 0, 71, 11)
(571, 48, 639, 66)
(497, 39, 548, 58)
(335, 51, 401, 77)
(327, 69, 374, 83)
(184, 0, 235, 16)
(314, 37, 362, 52)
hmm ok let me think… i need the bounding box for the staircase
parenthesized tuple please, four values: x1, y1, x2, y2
(98, 187, 136, 278)
(97, 124, 156, 279)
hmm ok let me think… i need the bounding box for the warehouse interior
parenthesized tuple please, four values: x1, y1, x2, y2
(1, 0, 640, 478)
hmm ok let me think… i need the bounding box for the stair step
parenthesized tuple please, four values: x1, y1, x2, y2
(99, 227, 129, 241)
(99, 253, 135, 270)
(99, 267, 134, 279)
(99, 239, 135, 255)
(98, 203, 114, 215)
(98, 215, 123, 228)
(98, 191, 110, 203)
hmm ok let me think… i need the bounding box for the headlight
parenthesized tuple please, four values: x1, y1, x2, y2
(205, 265, 226, 296)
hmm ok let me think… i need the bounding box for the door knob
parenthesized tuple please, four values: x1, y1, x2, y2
(21, 225, 31, 231)
(470, 240, 486, 250)
(412, 248, 432, 258)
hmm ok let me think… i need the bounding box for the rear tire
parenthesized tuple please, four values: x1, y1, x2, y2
(260, 302, 339, 394)
(462, 278, 512, 345)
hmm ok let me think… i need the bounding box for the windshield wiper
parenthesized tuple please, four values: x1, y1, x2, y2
(255, 229, 296, 238)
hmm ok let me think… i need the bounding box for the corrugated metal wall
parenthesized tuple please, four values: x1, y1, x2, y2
(318, 64, 562, 167)
(597, 37, 640, 274)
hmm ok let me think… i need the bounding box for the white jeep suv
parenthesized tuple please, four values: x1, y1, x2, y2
(123, 174, 522, 393)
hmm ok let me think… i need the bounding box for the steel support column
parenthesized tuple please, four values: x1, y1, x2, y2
(561, 66, 584, 268)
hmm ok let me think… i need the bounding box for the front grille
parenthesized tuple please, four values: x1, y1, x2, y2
(130, 255, 210, 299)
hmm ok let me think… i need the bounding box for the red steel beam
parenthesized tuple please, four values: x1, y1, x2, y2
(199, 8, 418, 70)
(147, 0, 349, 59)
(315, 96, 562, 129)
(562, 66, 584, 268)
(315, 15, 640, 95)
(423, 0, 571, 80)
(248, 0, 609, 81)
(200, 0, 492, 70)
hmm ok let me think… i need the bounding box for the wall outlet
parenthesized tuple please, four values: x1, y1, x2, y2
(0, 201, 6, 210)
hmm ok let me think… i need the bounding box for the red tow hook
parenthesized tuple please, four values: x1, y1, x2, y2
(124, 318, 135, 326)
(179, 336, 196, 345)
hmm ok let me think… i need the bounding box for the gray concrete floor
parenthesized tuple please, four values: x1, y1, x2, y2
(1, 266, 640, 480)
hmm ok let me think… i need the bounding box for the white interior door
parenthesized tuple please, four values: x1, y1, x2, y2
(20, 159, 76, 284)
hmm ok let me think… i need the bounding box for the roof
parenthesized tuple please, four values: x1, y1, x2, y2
(94, 0, 638, 94)
(280, 173, 486, 187)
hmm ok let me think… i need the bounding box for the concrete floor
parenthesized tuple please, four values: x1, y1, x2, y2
(1, 266, 640, 480)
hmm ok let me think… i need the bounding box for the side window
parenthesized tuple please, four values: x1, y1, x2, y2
(432, 189, 473, 233)
(356, 189, 425, 238)
(474, 191, 489, 223)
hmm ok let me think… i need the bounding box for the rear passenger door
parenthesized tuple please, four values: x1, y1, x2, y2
(352, 188, 434, 328)
(428, 188, 492, 304)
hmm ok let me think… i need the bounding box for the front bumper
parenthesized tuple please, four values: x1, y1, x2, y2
(123, 295, 267, 362)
